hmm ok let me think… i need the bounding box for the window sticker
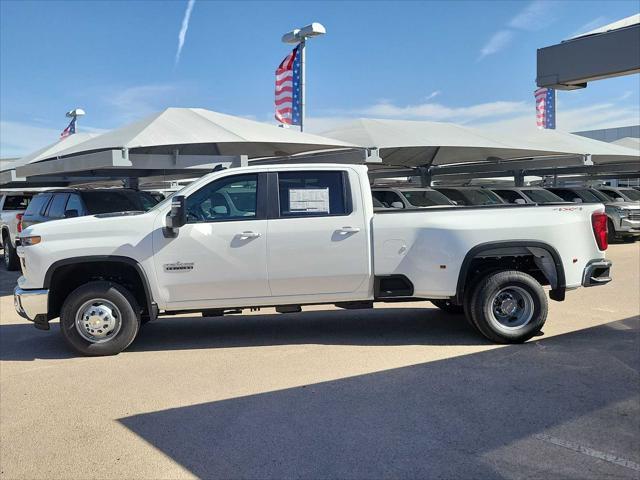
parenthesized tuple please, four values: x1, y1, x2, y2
(289, 188, 330, 213)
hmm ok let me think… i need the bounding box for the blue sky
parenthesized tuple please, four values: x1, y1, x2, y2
(1, 0, 639, 157)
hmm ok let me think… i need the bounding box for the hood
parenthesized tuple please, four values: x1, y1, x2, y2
(20, 210, 157, 238)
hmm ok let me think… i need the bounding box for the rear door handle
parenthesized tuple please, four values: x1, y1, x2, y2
(338, 226, 360, 234)
(238, 231, 262, 239)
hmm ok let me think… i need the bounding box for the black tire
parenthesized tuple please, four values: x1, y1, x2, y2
(2, 236, 20, 271)
(431, 299, 465, 314)
(59, 281, 140, 356)
(468, 270, 547, 344)
(607, 220, 618, 244)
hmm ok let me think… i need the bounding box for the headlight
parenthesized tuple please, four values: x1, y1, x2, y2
(21, 236, 41, 246)
(613, 207, 628, 214)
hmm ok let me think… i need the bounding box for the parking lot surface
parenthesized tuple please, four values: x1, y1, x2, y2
(1, 243, 638, 479)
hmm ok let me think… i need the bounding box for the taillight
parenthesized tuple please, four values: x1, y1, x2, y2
(591, 211, 608, 251)
(16, 213, 23, 233)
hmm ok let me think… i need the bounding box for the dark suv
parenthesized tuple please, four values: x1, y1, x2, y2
(21, 189, 159, 230)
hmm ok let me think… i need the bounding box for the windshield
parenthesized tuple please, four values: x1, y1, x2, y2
(620, 188, 640, 201)
(402, 189, 452, 207)
(521, 189, 563, 203)
(149, 187, 185, 211)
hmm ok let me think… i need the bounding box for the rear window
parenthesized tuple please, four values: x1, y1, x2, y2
(492, 189, 524, 204)
(437, 189, 502, 206)
(521, 189, 563, 203)
(2, 194, 32, 210)
(620, 189, 640, 201)
(278, 171, 350, 217)
(402, 189, 452, 207)
(24, 194, 51, 216)
(81, 191, 145, 215)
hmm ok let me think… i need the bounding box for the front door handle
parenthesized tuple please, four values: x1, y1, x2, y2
(238, 231, 262, 239)
(338, 226, 360, 234)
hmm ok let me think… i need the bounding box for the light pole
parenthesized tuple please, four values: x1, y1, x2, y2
(281, 22, 326, 132)
(66, 108, 85, 131)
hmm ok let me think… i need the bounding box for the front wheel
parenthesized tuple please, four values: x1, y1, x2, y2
(60, 281, 140, 356)
(468, 270, 547, 344)
(3, 238, 20, 271)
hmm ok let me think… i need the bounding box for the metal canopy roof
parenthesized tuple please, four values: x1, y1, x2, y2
(321, 118, 567, 167)
(33, 108, 356, 163)
(482, 125, 640, 165)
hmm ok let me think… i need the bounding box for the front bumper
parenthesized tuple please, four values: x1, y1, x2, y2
(616, 216, 640, 235)
(582, 259, 612, 287)
(14, 287, 49, 328)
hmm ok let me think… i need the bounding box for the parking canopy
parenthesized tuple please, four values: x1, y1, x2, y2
(487, 125, 640, 165)
(321, 118, 568, 167)
(35, 108, 355, 161)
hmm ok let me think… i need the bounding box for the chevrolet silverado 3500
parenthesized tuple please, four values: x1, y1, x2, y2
(14, 164, 612, 356)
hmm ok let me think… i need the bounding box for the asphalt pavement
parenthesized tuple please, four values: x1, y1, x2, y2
(0, 243, 638, 479)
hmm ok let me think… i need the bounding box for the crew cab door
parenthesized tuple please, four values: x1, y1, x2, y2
(266, 169, 371, 298)
(152, 173, 270, 306)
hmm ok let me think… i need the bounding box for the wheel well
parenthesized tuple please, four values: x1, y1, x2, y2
(455, 243, 565, 304)
(47, 261, 150, 320)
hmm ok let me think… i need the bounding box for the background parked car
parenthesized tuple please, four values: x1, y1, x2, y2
(546, 186, 640, 243)
(432, 187, 505, 206)
(0, 191, 34, 270)
(489, 187, 565, 205)
(372, 186, 455, 209)
(21, 188, 159, 230)
(595, 186, 640, 203)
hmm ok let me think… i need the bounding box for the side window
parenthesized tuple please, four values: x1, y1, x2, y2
(24, 194, 52, 216)
(551, 189, 575, 202)
(493, 190, 521, 204)
(437, 189, 467, 205)
(186, 174, 258, 222)
(373, 191, 403, 208)
(47, 194, 69, 218)
(65, 194, 83, 216)
(597, 189, 616, 201)
(278, 171, 350, 217)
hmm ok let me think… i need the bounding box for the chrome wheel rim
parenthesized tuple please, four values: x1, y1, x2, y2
(75, 299, 122, 343)
(488, 286, 534, 330)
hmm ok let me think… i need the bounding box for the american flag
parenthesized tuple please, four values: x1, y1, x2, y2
(534, 87, 555, 129)
(60, 117, 76, 138)
(275, 45, 302, 125)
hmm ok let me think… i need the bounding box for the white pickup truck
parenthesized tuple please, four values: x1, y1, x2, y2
(14, 164, 612, 356)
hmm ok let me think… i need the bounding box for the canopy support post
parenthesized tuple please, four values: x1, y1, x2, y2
(513, 169, 525, 187)
(123, 177, 139, 190)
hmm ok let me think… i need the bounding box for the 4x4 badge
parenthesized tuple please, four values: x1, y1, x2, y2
(163, 261, 194, 272)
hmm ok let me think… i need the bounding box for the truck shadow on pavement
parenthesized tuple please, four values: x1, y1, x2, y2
(0, 307, 485, 361)
(118, 316, 640, 479)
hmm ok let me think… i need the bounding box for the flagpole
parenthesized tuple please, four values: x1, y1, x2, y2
(299, 39, 306, 132)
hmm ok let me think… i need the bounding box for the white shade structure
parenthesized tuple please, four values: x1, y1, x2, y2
(486, 125, 640, 165)
(15, 108, 358, 181)
(37, 108, 355, 162)
(321, 118, 570, 167)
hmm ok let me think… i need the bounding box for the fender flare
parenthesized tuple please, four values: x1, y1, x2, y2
(455, 240, 566, 304)
(44, 255, 156, 318)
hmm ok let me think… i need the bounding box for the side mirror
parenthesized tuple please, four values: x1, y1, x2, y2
(166, 195, 187, 230)
(615, 197, 625, 203)
(64, 209, 79, 218)
(573, 198, 583, 203)
(514, 198, 527, 205)
(391, 201, 404, 209)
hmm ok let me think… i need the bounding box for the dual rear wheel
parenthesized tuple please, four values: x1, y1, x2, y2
(432, 270, 547, 344)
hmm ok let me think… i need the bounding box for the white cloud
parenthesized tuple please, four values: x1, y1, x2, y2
(508, 1, 554, 31)
(475, 102, 640, 133)
(424, 90, 441, 101)
(106, 84, 178, 122)
(478, 30, 514, 60)
(0, 121, 60, 158)
(570, 16, 608, 38)
(359, 99, 529, 122)
(175, 0, 196, 65)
